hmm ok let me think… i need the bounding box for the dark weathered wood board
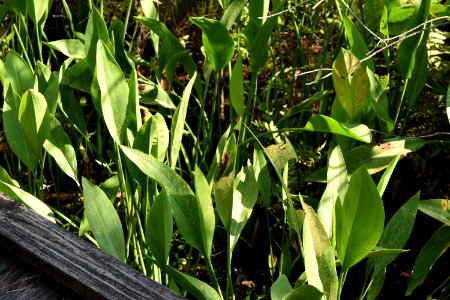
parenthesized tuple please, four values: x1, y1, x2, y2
(0, 246, 80, 300)
(0, 192, 184, 300)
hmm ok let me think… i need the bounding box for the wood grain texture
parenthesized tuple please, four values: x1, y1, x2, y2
(0, 193, 184, 300)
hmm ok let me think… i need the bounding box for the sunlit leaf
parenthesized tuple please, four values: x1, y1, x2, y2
(45, 39, 86, 59)
(82, 177, 125, 262)
(301, 197, 338, 299)
(418, 199, 450, 225)
(85, 7, 112, 71)
(271, 275, 293, 300)
(0, 50, 33, 97)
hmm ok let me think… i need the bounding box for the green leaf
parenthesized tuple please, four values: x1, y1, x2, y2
(147, 190, 173, 269)
(170, 72, 196, 169)
(134, 113, 169, 162)
(377, 154, 401, 197)
(190, 17, 235, 72)
(271, 275, 293, 300)
(3, 87, 39, 169)
(342, 15, 374, 72)
(447, 85, 450, 123)
(82, 177, 125, 262)
(406, 225, 450, 296)
(194, 166, 215, 259)
(301, 197, 338, 299)
(85, 7, 112, 71)
(18, 89, 51, 155)
(302, 115, 372, 143)
(264, 139, 297, 178)
(308, 138, 427, 182)
(317, 145, 348, 243)
(365, 192, 419, 299)
(367, 69, 394, 133)
(120, 146, 204, 253)
(220, 0, 248, 30)
(96, 40, 130, 144)
(285, 285, 323, 300)
(248, 17, 276, 73)
(139, 81, 175, 109)
(43, 115, 79, 186)
(230, 54, 244, 117)
(253, 144, 271, 206)
(332, 49, 369, 122)
(45, 39, 86, 59)
(0, 180, 55, 223)
(0, 50, 33, 97)
(418, 199, 450, 225)
(27, 0, 50, 23)
(165, 266, 221, 300)
(336, 165, 385, 271)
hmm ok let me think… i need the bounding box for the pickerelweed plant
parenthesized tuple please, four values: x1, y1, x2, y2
(0, 0, 449, 299)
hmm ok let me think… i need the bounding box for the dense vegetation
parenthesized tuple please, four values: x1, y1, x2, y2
(0, 0, 449, 299)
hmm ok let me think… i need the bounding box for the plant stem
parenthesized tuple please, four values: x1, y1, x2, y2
(337, 269, 348, 300)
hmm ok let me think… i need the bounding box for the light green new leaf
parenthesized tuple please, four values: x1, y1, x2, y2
(406, 225, 450, 296)
(120, 146, 204, 253)
(230, 54, 244, 118)
(332, 49, 369, 122)
(45, 39, 86, 59)
(318, 145, 348, 242)
(85, 7, 112, 71)
(171, 72, 196, 169)
(190, 17, 235, 72)
(194, 166, 215, 259)
(271, 275, 293, 300)
(27, 0, 50, 24)
(82, 177, 125, 262)
(147, 190, 173, 269)
(418, 199, 450, 225)
(18, 89, 51, 155)
(0, 179, 55, 223)
(0, 50, 34, 97)
(302, 115, 372, 143)
(301, 197, 338, 299)
(43, 115, 79, 186)
(166, 266, 221, 300)
(3, 87, 39, 170)
(336, 165, 385, 271)
(365, 192, 419, 299)
(96, 40, 130, 145)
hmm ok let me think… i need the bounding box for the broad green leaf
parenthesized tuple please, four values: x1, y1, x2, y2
(367, 69, 394, 133)
(170, 72, 196, 169)
(166, 266, 221, 300)
(336, 165, 385, 271)
(0, 180, 55, 222)
(134, 113, 169, 161)
(109, 20, 133, 74)
(35, 61, 52, 92)
(18, 89, 51, 155)
(264, 138, 297, 178)
(318, 145, 348, 242)
(230, 54, 244, 117)
(0, 50, 33, 97)
(418, 199, 450, 225)
(190, 17, 235, 72)
(120, 146, 204, 253)
(27, 0, 50, 23)
(3, 87, 39, 169)
(248, 17, 276, 73)
(45, 39, 86, 59)
(99, 175, 120, 201)
(220, 0, 248, 30)
(365, 192, 419, 299)
(302, 115, 372, 143)
(405, 225, 450, 296)
(214, 173, 234, 230)
(60, 59, 93, 93)
(271, 275, 293, 300)
(43, 72, 60, 115)
(332, 49, 369, 122)
(85, 7, 112, 71)
(96, 40, 130, 144)
(147, 190, 173, 269)
(82, 177, 125, 262)
(140, 0, 159, 53)
(301, 197, 338, 299)
(342, 15, 374, 71)
(398, 0, 431, 80)
(403, 35, 428, 108)
(229, 165, 258, 251)
(139, 81, 175, 109)
(194, 166, 215, 259)
(308, 138, 427, 182)
(253, 144, 271, 206)
(43, 115, 79, 186)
